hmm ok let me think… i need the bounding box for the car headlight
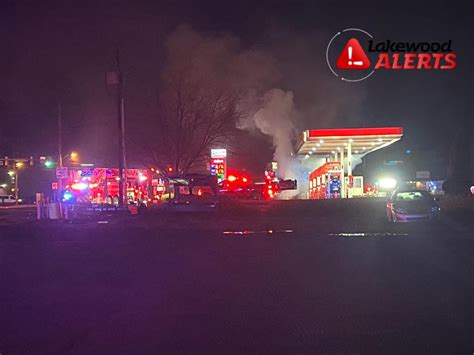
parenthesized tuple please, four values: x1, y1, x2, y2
(379, 178, 397, 190)
(431, 206, 440, 212)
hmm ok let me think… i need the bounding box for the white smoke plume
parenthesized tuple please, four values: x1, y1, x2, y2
(253, 89, 296, 178)
(239, 88, 310, 198)
(161, 25, 367, 198)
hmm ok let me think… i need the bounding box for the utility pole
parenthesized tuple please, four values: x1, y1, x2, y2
(14, 169, 19, 205)
(121, 93, 127, 189)
(57, 102, 64, 216)
(115, 48, 126, 206)
(58, 102, 63, 168)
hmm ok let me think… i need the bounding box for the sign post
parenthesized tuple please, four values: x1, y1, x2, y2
(210, 149, 227, 182)
(55, 167, 68, 218)
(416, 171, 430, 179)
(56, 167, 69, 179)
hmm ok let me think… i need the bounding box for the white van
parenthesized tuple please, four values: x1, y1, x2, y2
(0, 195, 17, 205)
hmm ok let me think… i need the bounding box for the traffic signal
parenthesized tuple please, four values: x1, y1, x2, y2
(44, 159, 55, 168)
(29, 156, 34, 166)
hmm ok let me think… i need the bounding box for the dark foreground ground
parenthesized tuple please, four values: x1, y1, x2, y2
(0, 199, 472, 354)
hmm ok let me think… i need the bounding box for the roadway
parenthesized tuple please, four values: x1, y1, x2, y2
(0, 199, 472, 354)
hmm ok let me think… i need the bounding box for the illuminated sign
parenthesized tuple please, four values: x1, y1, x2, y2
(210, 158, 226, 182)
(416, 171, 430, 179)
(210, 149, 227, 181)
(211, 149, 227, 158)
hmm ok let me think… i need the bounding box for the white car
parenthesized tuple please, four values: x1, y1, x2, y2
(0, 195, 17, 205)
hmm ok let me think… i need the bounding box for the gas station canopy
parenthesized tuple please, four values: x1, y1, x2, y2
(296, 127, 404, 156)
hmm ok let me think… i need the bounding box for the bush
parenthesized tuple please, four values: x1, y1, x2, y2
(439, 194, 474, 212)
(442, 179, 472, 196)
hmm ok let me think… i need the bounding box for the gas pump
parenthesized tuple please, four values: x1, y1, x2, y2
(309, 162, 342, 199)
(327, 174, 341, 199)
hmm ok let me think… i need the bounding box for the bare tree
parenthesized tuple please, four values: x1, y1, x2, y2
(142, 25, 279, 175)
(148, 71, 241, 174)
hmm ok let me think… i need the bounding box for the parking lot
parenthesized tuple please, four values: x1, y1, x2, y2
(0, 199, 472, 354)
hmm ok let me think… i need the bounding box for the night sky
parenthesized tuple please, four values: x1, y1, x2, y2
(0, 0, 472, 174)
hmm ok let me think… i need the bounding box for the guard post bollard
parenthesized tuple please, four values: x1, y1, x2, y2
(36, 193, 44, 220)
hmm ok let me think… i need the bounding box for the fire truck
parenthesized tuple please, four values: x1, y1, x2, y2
(218, 170, 297, 200)
(65, 167, 165, 204)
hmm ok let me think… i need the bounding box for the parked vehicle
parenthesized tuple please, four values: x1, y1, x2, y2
(166, 174, 219, 212)
(386, 189, 440, 223)
(0, 195, 17, 205)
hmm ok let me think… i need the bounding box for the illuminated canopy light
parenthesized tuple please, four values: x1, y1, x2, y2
(297, 127, 403, 157)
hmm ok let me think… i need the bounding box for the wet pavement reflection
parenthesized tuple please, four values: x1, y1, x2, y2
(222, 229, 294, 236)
